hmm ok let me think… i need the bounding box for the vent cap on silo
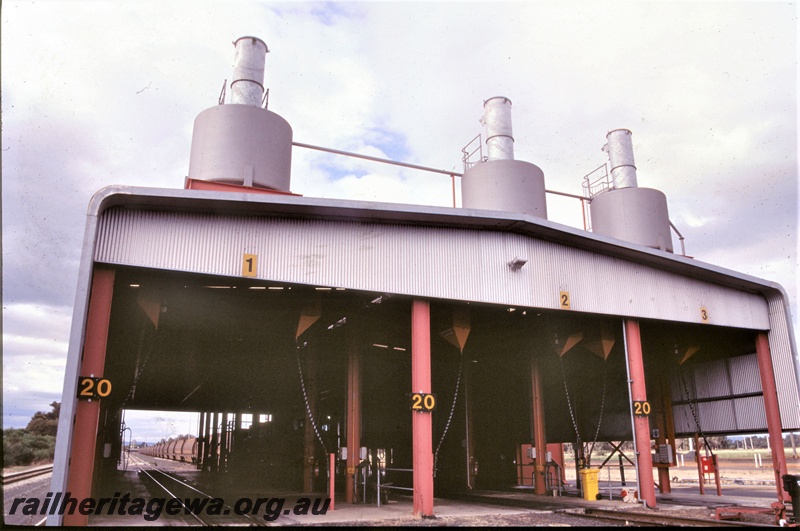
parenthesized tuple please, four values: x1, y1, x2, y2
(187, 36, 293, 192)
(603, 128, 638, 189)
(230, 36, 269, 106)
(482, 96, 515, 161)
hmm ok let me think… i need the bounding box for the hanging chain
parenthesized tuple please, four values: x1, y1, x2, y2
(559, 354, 582, 448)
(678, 364, 714, 456)
(586, 361, 608, 464)
(296, 344, 329, 455)
(121, 325, 154, 409)
(434, 352, 463, 476)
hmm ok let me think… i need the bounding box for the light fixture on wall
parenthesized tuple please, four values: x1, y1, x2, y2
(507, 257, 527, 271)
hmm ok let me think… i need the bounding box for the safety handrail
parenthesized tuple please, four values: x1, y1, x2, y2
(376, 465, 414, 507)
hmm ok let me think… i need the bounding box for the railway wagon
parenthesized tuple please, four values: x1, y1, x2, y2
(140, 436, 197, 463)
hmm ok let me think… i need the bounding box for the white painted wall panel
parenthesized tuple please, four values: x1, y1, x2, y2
(95, 208, 770, 329)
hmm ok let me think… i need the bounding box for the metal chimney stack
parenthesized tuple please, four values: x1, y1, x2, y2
(230, 36, 269, 106)
(187, 36, 293, 192)
(604, 129, 638, 189)
(482, 97, 515, 161)
(461, 97, 547, 218)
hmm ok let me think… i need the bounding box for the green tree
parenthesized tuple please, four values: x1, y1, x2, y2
(3, 428, 56, 467)
(25, 401, 60, 437)
(3, 402, 61, 467)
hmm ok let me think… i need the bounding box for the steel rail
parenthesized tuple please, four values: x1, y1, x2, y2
(1, 465, 53, 485)
(138, 467, 262, 526)
(450, 490, 771, 527)
(292, 141, 462, 177)
(137, 468, 207, 526)
(561, 507, 774, 527)
(292, 141, 590, 202)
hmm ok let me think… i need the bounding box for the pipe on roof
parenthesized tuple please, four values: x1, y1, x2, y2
(230, 36, 268, 106)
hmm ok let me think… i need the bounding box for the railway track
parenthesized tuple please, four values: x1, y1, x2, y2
(1, 465, 53, 485)
(452, 490, 777, 527)
(136, 467, 264, 526)
(558, 507, 775, 527)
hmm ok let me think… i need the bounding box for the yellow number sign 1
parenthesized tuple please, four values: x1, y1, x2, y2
(242, 254, 257, 277)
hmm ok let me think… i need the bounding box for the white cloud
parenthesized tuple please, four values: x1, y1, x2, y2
(122, 410, 200, 444)
(2, 303, 73, 425)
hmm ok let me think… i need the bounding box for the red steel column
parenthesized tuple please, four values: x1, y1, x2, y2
(412, 299, 434, 517)
(624, 319, 657, 508)
(329, 453, 336, 510)
(755, 332, 791, 501)
(64, 266, 115, 526)
(530, 354, 547, 495)
(654, 374, 672, 494)
(345, 329, 361, 504)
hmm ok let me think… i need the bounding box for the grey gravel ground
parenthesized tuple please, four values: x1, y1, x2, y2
(306, 510, 624, 526)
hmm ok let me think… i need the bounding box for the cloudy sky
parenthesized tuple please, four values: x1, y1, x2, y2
(2, 1, 797, 442)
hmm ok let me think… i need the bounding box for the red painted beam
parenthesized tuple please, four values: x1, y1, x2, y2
(329, 453, 336, 510)
(412, 299, 434, 517)
(530, 355, 547, 495)
(654, 374, 672, 494)
(624, 319, 657, 508)
(184, 177, 302, 195)
(755, 332, 791, 502)
(63, 266, 115, 526)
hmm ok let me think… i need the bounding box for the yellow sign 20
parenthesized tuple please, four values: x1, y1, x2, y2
(410, 393, 436, 412)
(77, 377, 112, 400)
(632, 400, 651, 416)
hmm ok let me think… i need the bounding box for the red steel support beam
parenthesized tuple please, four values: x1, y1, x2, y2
(654, 374, 671, 493)
(624, 319, 657, 508)
(412, 299, 434, 517)
(329, 453, 336, 510)
(695, 432, 705, 495)
(755, 332, 791, 502)
(345, 329, 361, 504)
(63, 266, 115, 526)
(530, 354, 547, 495)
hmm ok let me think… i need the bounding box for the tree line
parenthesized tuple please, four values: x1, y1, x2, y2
(3, 402, 59, 468)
